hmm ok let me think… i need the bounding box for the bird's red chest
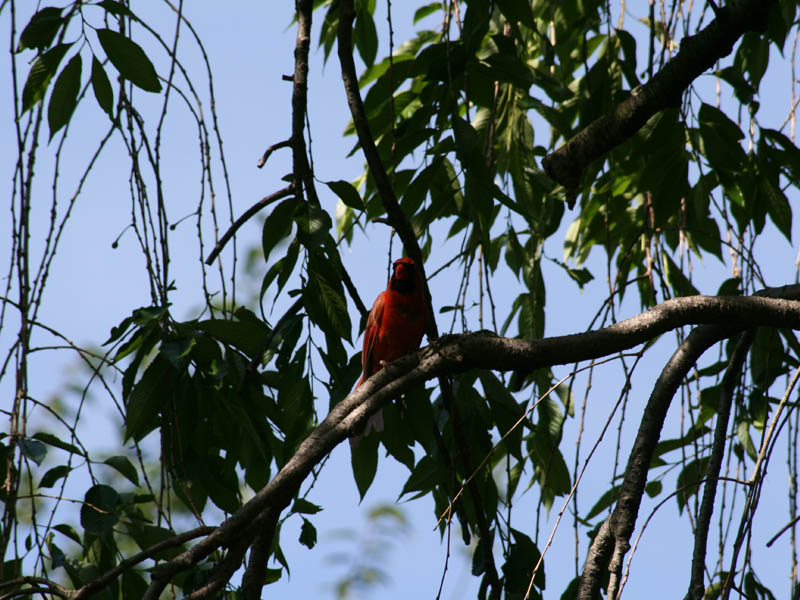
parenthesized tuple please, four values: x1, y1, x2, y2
(374, 291, 425, 362)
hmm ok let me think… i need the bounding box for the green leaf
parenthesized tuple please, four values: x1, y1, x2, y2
(103, 455, 140, 485)
(354, 10, 378, 67)
(326, 180, 364, 210)
(49, 541, 67, 569)
(19, 438, 47, 465)
(291, 498, 323, 515)
(495, 0, 535, 28)
(196, 318, 270, 360)
(32, 431, 83, 456)
(400, 455, 446, 498)
(304, 253, 352, 342)
(96, 28, 161, 93)
(698, 103, 745, 172)
(645, 480, 663, 498)
(736, 421, 758, 461)
(81, 484, 120, 535)
(40, 465, 70, 489)
(549, 257, 594, 290)
(676, 456, 710, 513)
(125, 355, 172, 442)
(127, 523, 181, 559)
(760, 174, 792, 242)
(294, 203, 332, 248)
(53, 523, 82, 544)
(662, 253, 699, 297)
(17, 7, 64, 52)
(21, 43, 72, 113)
(48, 53, 82, 139)
(121, 569, 148, 598)
(584, 485, 621, 520)
(264, 567, 283, 584)
(91, 56, 114, 117)
(97, 0, 139, 20)
(299, 518, 317, 549)
(413, 3, 441, 24)
(503, 529, 545, 592)
(479, 371, 524, 459)
(261, 198, 297, 264)
(351, 433, 379, 500)
(462, 0, 490, 54)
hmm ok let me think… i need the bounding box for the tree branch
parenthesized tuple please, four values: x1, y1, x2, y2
(687, 330, 754, 600)
(140, 289, 800, 595)
(336, 4, 500, 588)
(578, 287, 800, 598)
(542, 0, 776, 195)
(204, 185, 295, 265)
(336, 0, 433, 328)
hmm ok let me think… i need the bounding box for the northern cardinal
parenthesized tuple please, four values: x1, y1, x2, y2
(350, 257, 427, 445)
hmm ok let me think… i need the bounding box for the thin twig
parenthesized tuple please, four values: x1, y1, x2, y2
(204, 185, 295, 265)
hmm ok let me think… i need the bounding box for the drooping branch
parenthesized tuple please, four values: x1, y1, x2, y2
(542, 0, 776, 195)
(578, 294, 790, 599)
(587, 323, 736, 600)
(336, 0, 433, 329)
(137, 290, 800, 597)
(337, 4, 501, 589)
(687, 330, 754, 600)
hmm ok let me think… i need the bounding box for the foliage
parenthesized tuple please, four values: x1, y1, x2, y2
(3, 0, 800, 599)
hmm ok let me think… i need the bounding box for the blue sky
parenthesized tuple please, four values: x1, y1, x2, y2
(2, 2, 800, 599)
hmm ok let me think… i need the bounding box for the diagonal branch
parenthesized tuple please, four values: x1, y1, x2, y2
(542, 0, 776, 194)
(139, 290, 800, 597)
(204, 185, 295, 265)
(578, 289, 797, 598)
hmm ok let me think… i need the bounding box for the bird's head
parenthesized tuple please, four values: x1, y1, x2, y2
(390, 257, 420, 293)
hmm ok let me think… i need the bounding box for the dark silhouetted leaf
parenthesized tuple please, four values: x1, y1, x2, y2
(48, 53, 82, 138)
(97, 28, 161, 93)
(91, 56, 114, 117)
(299, 518, 317, 549)
(40, 465, 70, 489)
(104, 455, 140, 485)
(21, 43, 72, 113)
(18, 7, 64, 52)
(81, 484, 120, 535)
(327, 180, 364, 210)
(32, 431, 83, 456)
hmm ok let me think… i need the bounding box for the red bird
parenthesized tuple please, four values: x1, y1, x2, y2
(351, 257, 427, 444)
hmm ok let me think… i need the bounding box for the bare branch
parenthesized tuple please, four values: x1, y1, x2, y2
(257, 138, 292, 169)
(204, 185, 295, 265)
(688, 330, 754, 600)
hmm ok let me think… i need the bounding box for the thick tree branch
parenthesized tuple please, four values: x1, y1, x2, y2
(542, 0, 776, 193)
(140, 290, 800, 596)
(607, 324, 735, 600)
(240, 510, 279, 600)
(336, 1, 500, 589)
(578, 290, 797, 599)
(336, 0, 432, 328)
(687, 330, 753, 600)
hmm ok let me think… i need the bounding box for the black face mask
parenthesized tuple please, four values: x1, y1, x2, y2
(390, 271, 414, 293)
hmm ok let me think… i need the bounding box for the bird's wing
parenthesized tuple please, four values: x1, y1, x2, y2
(361, 290, 386, 379)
